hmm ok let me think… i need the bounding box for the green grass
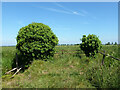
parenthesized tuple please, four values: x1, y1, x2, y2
(2, 46, 16, 75)
(2, 45, 120, 88)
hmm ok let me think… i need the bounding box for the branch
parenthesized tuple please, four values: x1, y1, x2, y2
(16, 53, 18, 67)
(11, 67, 22, 78)
(5, 53, 23, 78)
(98, 51, 120, 61)
(5, 68, 17, 74)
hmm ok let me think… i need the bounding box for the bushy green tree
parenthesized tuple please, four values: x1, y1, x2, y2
(114, 42, 117, 45)
(80, 34, 102, 57)
(16, 22, 58, 61)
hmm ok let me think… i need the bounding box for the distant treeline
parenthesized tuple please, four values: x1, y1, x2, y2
(58, 42, 118, 46)
(1, 42, 118, 47)
(105, 42, 118, 45)
(58, 44, 80, 46)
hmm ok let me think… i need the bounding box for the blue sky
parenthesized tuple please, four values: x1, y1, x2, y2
(2, 2, 118, 46)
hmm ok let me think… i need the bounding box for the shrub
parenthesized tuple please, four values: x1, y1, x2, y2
(105, 42, 110, 45)
(16, 22, 58, 61)
(80, 34, 102, 57)
(114, 42, 117, 45)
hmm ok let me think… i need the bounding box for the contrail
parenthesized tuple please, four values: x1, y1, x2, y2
(53, 2, 86, 16)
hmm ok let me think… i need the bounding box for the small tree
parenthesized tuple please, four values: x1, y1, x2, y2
(16, 22, 58, 61)
(111, 42, 113, 45)
(80, 34, 102, 57)
(114, 42, 117, 45)
(105, 42, 110, 45)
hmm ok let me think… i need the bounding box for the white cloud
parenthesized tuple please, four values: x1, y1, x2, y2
(73, 11, 85, 16)
(73, 11, 79, 15)
(54, 2, 86, 16)
(46, 8, 72, 15)
(32, 3, 97, 19)
(80, 10, 88, 14)
(31, 3, 88, 16)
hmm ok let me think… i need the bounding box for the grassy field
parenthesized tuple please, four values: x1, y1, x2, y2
(2, 45, 120, 88)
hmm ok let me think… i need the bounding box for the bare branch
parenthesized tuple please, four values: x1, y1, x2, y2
(16, 53, 18, 67)
(5, 68, 17, 74)
(98, 51, 120, 61)
(11, 67, 22, 78)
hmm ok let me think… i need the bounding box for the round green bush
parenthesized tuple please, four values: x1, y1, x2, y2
(16, 22, 59, 60)
(80, 34, 102, 57)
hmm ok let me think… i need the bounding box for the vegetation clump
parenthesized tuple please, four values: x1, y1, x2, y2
(80, 34, 102, 57)
(16, 22, 58, 61)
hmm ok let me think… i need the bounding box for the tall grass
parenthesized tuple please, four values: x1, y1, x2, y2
(2, 46, 16, 75)
(2, 45, 120, 88)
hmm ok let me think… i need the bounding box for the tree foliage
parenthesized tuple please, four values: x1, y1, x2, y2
(114, 42, 117, 45)
(105, 42, 110, 45)
(16, 22, 58, 61)
(80, 34, 102, 57)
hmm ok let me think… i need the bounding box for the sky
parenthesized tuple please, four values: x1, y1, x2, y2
(2, 2, 118, 46)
